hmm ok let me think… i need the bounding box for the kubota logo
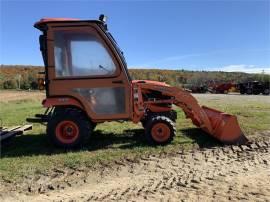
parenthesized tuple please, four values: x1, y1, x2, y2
(58, 98, 69, 102)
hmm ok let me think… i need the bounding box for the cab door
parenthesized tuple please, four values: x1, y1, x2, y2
(46, 23, 131, 121)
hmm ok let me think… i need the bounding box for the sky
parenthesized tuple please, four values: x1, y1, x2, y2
(0, 0, 269, 73)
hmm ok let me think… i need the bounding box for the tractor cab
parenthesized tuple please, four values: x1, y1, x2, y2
(35, 15, 132, 122)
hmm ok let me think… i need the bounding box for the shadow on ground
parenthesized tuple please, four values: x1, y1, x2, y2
(1, 128, 148, 158)
(181, 128, 221, 148)
(1, 127, 221, 158)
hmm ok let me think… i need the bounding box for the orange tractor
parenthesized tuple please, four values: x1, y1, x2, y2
(28, 15, 248, 148)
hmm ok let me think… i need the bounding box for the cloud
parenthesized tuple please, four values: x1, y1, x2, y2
(215, 64, 270, 74)
(135, 53, 202, 67)
(129, 64, 270, 74)
(131, 48, 270, 71)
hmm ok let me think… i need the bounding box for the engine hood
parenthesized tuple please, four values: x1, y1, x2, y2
(132, 80, 170, 87)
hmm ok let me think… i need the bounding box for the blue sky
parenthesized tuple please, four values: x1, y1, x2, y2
(0, 0, 269, 73)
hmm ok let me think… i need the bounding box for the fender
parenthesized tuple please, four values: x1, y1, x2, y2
(42, 97, 84, 110)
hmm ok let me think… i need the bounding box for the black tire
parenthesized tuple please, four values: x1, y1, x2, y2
(141, 110, 177, 128)
(253, 90, 260, 95)
(263, 89, 270, 95)
(47, 108, 92, 149)
(141, 120, 147, 128)
(240, 90, 245, 94)
(246, 88, 252, 95)
(92, 122, 97, 130)
(144, 116, 176, 145)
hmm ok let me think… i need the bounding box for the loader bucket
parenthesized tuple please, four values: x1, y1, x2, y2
(201, 106, 248, 145)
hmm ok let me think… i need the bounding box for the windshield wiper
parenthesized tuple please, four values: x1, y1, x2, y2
(99, 65, 110, 72)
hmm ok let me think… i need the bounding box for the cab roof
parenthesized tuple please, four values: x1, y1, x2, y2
(34, 18, 103, 30)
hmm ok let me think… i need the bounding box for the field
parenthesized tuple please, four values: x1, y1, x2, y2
(0, 90, 270, 201)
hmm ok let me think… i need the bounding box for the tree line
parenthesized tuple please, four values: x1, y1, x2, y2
(0, 65, 269, 90)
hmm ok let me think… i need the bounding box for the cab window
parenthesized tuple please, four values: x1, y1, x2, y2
(54, 30, 116, 77)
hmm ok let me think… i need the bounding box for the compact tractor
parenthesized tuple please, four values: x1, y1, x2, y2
(28, 15, 248, 148)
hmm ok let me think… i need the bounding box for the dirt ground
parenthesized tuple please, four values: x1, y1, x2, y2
(0, 90, 44, 102)
(2, 137, 269, 202)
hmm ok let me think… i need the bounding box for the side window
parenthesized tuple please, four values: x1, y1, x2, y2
(54, 30, 116, 77)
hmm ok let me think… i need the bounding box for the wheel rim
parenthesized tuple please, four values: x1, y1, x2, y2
(55, 120, 79, 144)
(151, 123, 170, 143)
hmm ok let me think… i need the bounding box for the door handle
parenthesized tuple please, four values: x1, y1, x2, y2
(112, 80, 124, 84)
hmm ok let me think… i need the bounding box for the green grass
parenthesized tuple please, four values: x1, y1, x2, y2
(0, 94, 270, 182)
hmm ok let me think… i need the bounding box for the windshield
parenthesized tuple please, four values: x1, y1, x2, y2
(106, 31, 127, 66)
(54, 30, 117, 77)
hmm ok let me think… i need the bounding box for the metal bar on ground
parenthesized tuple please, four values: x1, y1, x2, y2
(0, 125, 32, 142)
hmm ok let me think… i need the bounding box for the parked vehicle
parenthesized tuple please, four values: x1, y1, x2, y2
(27, 15, 248, 148)
(238, 81, 269, 95)
(208, 82, 236, 94)
(183, 84, 208, 93)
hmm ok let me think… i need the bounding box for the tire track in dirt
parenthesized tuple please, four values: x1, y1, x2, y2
(2, 140, 270, 202)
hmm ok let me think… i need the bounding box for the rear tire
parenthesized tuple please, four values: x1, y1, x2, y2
(263, 89, 270, 95)
(141, 120, 147, 128)
(47, 108, 92, 149)
(144, 116, 176, 145)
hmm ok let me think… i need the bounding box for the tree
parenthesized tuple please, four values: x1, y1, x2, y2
(30, 81, 38, 90)
(3, 80, 16, 89)
(15, 74, 22, 89)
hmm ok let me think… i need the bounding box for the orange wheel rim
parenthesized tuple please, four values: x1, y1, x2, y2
(151, 123, 170, 142)
(55, 120, 79, 144)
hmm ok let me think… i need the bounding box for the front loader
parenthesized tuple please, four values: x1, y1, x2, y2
(28, 15, 248, 148)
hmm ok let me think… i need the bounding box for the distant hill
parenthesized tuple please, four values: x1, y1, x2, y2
(128, 69, 269, 86)
(0, 65, 269, 89)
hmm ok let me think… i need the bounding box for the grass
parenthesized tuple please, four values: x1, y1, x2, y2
(0, 92, 270, 183)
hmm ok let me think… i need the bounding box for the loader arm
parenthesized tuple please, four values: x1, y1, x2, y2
(166, 86, 214, 134)
(134, 82, 248, 145)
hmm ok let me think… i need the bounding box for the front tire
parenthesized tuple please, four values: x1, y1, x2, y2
(47, 108, 92, 149)
(145, 116, 176, 145)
